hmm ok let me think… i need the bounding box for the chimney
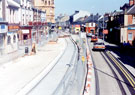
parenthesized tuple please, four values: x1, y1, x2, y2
(129, 0, 134, 6)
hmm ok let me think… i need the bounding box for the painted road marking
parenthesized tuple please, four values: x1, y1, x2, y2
(107, 51, 135, 90)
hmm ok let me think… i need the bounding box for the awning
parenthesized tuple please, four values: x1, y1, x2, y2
(7, 0, 20, 8)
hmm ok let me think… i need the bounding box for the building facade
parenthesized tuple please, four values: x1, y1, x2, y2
(0, 0, 2, 20)
(120, 0, 135, 45)
(33, 0, 55, 23)
(5, 0, 20, 54)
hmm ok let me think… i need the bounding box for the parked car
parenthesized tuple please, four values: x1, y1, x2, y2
(91, 36, 98, 42)
(92, 42, 105, 51)
(87, 33, 92, 37)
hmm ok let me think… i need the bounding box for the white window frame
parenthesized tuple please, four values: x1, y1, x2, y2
(128, 33, 133, 41)
(132, 15, 135, 24)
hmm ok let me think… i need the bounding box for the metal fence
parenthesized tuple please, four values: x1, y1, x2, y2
(53, 34, 87, 95)
(0, 32, 57, 64)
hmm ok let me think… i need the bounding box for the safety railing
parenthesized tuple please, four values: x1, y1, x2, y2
(53, 34, 87, 95)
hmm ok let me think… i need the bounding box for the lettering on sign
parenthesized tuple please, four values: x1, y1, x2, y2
(8, 26, 19, 30)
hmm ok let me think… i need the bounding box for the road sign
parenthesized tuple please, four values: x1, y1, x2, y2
(59, 27, 62, 30)
(82, 56, 85, 62)
(103, 29, 108, 34)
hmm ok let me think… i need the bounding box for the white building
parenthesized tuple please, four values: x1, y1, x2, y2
(0, 0, 2, 20)
(18, 0, 33, 25)
(13, 0, 34, 43)
(4, 0, 20, 54)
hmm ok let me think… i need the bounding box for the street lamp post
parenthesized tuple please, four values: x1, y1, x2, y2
(103, 15, 105, 42)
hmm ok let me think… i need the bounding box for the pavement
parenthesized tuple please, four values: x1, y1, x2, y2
(0, 38, 66, 95)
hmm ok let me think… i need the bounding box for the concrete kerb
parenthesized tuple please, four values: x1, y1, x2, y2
(16, 38, 67, 95)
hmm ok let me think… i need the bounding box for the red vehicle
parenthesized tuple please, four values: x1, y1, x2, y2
(91, 36, 98, 42)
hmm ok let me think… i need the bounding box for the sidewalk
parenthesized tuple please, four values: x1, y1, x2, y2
(0, 38, 66, 95)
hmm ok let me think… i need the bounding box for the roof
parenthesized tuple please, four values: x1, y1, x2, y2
(127, 5, 135, 14)
(120, 3, 131, 10)
(83, 15, 100, 23)
(110, 11, 124, 16)
(127, 24, 135, 27)
(7, 0, 20, 8)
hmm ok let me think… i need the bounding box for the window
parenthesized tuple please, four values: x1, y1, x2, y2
(51, 0, 54, 4)
(13, 35, 16, 43)
(7, 36, 11, 44)
(49, 1, 50, 5)
(132, 15, 135, 24)
(128, 33, 133, 40)
(45, 1, 47, 5)
(91, 23, 93, 26)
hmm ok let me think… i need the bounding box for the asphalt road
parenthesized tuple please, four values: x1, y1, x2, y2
(88, 38, 135, 95)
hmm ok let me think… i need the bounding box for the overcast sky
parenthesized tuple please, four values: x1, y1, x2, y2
(55, 0, 128, 16)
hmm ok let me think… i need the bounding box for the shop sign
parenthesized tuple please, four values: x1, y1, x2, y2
(8, 25, 19, 30)
(0, 24, 7, 33)
(22, 30, 29, 34)
(128, 27, 135, 30)
(103, 29, 108, 34)
(75, 25, 80, 27)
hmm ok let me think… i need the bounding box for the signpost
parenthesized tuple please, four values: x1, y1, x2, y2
(82, 56, 85, 63)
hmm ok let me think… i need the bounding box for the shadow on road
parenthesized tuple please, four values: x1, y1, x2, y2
(105, 45, 135, 68)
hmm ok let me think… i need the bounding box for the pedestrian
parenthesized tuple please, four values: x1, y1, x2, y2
(31, 42, 36, 54)
(126, 41, 131, 47)
(123, 41, 126, 47)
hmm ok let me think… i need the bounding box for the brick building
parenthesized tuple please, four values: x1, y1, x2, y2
(33, 0, 55, 23)
(120, 0, 135, 45)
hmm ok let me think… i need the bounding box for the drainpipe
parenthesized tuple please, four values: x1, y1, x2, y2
(2, 0, 6, 21)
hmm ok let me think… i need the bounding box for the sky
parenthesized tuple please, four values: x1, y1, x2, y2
(55, 0, 128, 16)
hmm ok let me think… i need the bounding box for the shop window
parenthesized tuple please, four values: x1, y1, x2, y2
(13, 35, 16, 43)
(0, 34, 4, 47)
(7, 36, 11, 45)
(91, 29, 94, 34)
(23, 35, 28, 40)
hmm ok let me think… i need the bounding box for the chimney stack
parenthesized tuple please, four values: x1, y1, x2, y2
(129, 0, 134, 6)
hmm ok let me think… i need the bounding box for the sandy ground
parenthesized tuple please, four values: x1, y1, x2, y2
(0, 38, 66, 95)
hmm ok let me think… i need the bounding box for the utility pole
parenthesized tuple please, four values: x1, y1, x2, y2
(37, 9, 38, 44)
(103, 15, 105, 42)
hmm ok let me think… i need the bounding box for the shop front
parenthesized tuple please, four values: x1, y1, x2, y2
(6, 24, 19, 54)
(0, 22, 8, 54)
(127, 27, 135, 45)
(20, 26, 32, 45)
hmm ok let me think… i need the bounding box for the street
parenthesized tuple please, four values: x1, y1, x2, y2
(1, 0, 135, 94)
(88, 38, 135, 95)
